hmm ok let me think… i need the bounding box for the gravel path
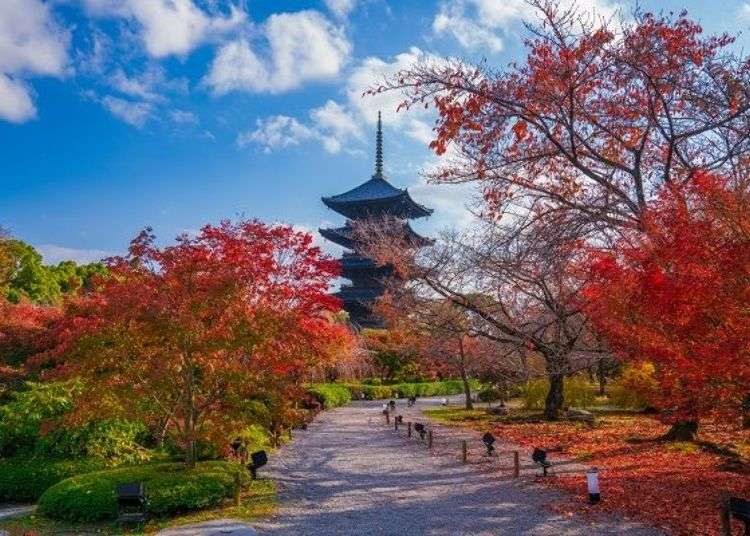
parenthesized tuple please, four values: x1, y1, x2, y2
(252, 397, 665, 536)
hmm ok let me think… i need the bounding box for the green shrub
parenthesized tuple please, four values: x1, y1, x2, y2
(521, 376, 596, 410)
(37, 419, 151, 465)
(0, 381, 78, 457)
(307, 384, 351, 409)
(0, 382, 149, 464)
(478, 386, 503, 402)
(609, 363, 659, 410)
(38, 461, 243, 522)
(564, 376, 596, 408)
(0, 456, 105, 502)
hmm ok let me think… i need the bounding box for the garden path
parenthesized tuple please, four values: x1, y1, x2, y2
(251, 396, 665, 536)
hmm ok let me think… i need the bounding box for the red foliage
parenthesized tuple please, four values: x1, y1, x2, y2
(584, 175, 750, 424)
(36, 220, 352, 463)
(0, 299, 60, 381)
(491, 416, 750, 536)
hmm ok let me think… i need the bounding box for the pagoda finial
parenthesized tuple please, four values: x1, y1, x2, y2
(374, 111, 383, 179)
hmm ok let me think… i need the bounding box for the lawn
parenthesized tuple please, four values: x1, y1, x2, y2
(427, 406, 750, 536)
(0, 478, 276, 535)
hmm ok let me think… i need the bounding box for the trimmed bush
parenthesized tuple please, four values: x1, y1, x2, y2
(38, 461, 244, 522)
(310, 380, 481, 403)
(0, 456, 105, 502)
(307, 384, 352, 409)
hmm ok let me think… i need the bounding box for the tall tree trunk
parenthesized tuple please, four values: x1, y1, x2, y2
(184, 355, 197, 469)
(458, 338, 473, 410)
(544, 373, 565, 420)
(663, 420, 699, 441)
(743, 395, 750, 429)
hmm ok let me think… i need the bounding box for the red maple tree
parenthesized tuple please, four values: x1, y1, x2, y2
(36, 220, 351, 465)
(584, 173, 750, 437)
(375, 1, 750, 231)
(0, 300, 60, 389)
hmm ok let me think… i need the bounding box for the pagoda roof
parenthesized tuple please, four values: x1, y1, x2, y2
(322, 178, 432, 220)
(321, 111, 433, 220)
(319, 221, 434, 249)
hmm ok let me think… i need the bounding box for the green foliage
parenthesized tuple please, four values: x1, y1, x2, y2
(0, 381, 78, 457)
(0, 381, 148, 463)
(0, 239, 107, 304)
(609, 363, 660, 410)
(312, 380, 481, 403)
(38, 461, 245, 522)
(234, 424, 272, 454)
(37, 419, 151, 465)
(478, 386, 503, 402)
(521, 376, 596, 410)
(307, 384, 352, 409)
(0, 456, 105, 502)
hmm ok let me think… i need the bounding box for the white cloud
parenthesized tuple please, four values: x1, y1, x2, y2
(170, 109, 198, 124)
(238, 103, 362, 155)
(101, 96, 153, 127)
(432, 0, 619, 53)
(237, 115, 316, 152)
(310, 100, 362, 143)
(324, 0, 357, 20)
(82, 0, 245, 58)
(110, 65, 188, 102)
(0, 0, 69, 123)
(433, 6, 504, 52)
(206, 10, 350, 94)
(35, 244, 115, 265)
(345, 47, 443, 127)
(0, 75, 36, 123)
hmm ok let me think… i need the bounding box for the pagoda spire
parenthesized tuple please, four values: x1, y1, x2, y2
(374, 111, 383, 179)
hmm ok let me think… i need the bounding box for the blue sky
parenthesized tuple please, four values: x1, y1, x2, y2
(3, 0, 750, 264)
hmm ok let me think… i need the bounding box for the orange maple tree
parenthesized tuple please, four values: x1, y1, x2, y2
(35, 220, 351, 465)
(584, 173, 750, 437)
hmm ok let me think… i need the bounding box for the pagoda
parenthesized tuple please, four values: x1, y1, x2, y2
(320, 112, 433, 328)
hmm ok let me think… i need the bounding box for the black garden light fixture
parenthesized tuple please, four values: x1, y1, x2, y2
(389, 399, 396, 411)
(414, 422, 427, 440)
(586, 468, 601, 504)
(116, 482, 148, 525)
(482, 432, 496, 456)
(532, 448, 551, 476)
(407, 396, 417, 407)
(248, 450, 268, 480)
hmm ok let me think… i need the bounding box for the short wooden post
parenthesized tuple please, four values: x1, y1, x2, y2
(407, 422, 412, 438)
(461, 440, 468, 463)
(234, 471, 242, 506)
(385, 411, 390, 425)
(513, 451, 520, 478)
(719, 491, 732, 536)
(427, 430, 433, 450)
(394, 419, 399, 432)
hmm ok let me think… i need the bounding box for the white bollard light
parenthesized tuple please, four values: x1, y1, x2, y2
(586, 468, 600, 504)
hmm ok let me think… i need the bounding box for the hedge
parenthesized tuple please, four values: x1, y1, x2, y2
(310, 380, 481, 407)
(307, 384, 351, 409)
(0, 456, 106, 502)
(38, 461, 244, 522)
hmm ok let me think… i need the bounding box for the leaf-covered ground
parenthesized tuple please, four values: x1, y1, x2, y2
(429, 408, 750, 536)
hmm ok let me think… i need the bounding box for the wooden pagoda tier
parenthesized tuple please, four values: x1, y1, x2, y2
(319, 220, 433, 250)
(319, 112, 433, 329)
